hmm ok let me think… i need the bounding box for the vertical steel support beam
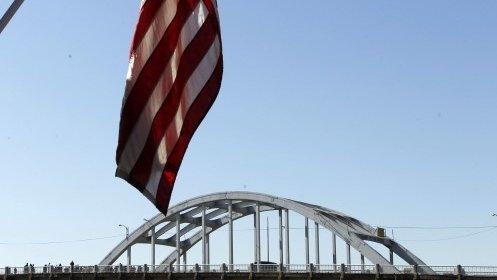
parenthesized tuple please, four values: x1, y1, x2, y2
(253, 212, 257, 263)
(228, 201, 234, 270)
(278, 210, 283, 265)
(389, 249, 394, 265)
(361, 254, 365, 272)
(305, 218, 309, 265)
(151, 226, 156, 271)
(285, 209, 290, 265)
(183, 251, 187, 271)
(315, 222, 320, 265)
(206, 234, 210, 264)
(266, 217, 270, 262)
(202, 207, 207, 265)
(126, 248, 131, 267)
(332, 232, 337, 270)
(176, 215, 181, 272)
(126, 229, 131, 267)
(346, 243, 351, 266)
(255, 203, 261, 271)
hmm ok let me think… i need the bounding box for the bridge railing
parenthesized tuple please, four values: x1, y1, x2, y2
(460, 266, 497, 276)
(2, 264, 497, 276)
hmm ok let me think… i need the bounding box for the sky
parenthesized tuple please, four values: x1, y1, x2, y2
(1, 0, 497, 268)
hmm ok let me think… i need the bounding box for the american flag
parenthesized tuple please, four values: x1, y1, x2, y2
(116, 0, 223, 213)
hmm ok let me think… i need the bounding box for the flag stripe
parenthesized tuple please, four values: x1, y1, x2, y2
(143, 37, 221, 199)
(124, 0, 179, 103)
(154, 58, 223, 211)
(127, 13, 220, 189)
(130, 0, 164, 55)
(117, 1, 209, 177)
(116, 0, 199, 162)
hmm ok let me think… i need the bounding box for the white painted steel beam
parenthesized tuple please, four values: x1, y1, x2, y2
(100, 191, 434, 274)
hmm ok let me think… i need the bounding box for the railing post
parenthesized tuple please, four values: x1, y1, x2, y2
(167, 265, 172, 280)
(278, 263, 285, 280)
(456, 265, 463, 280)
(28, 265, 32, 280)
(340, 263, 346, 280)
(221, 263, 227, 280)
(375, 264, 381, 280)
(412, 264, 418, 280)
(249, 263, 254, 280)
(309, 263, 314, 280)
(194, 264, 200, 280)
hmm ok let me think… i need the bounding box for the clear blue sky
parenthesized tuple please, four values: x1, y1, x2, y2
(1, 0, 496, 267)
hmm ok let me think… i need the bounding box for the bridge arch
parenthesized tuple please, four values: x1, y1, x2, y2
(100, 192, 433, 274)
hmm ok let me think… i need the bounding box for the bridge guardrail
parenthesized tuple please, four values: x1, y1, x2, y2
(2, 264, 497, 276)
(461, 266, 497, 276)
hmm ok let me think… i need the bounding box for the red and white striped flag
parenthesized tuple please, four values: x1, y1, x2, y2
(116, 0, 223, 213)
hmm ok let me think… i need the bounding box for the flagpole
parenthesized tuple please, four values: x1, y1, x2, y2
(0, 0, 25, 36)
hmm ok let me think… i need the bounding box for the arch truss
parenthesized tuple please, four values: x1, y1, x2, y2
(100, 192, 433, 274)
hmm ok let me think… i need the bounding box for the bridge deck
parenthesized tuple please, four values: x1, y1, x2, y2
(3, 272, 497, 280)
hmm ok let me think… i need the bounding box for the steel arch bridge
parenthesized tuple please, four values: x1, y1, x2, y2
(100, 192, 434, 274)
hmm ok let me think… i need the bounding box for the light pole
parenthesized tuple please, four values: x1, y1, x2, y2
(119, 224, 131, 266)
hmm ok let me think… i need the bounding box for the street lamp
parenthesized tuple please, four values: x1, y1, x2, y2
(491, 213, 496, 217)
(119, 224, 131, 266)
